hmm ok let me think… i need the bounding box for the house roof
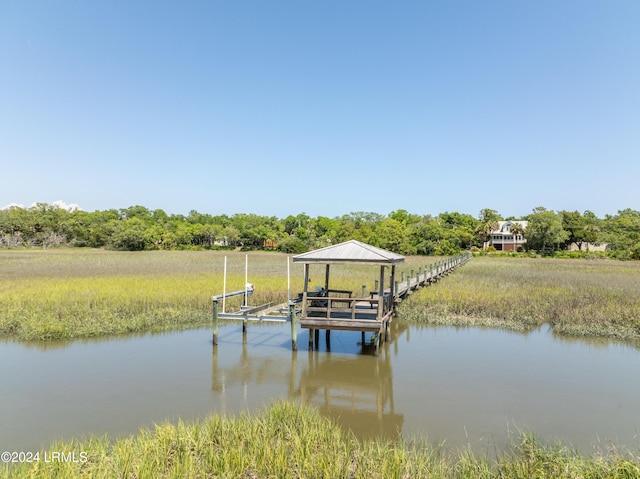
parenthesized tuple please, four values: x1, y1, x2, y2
(493, 220, 528, 234)
(292, 240, 405, 265)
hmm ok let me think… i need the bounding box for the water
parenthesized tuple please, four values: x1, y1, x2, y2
(2, 322, 639, 455)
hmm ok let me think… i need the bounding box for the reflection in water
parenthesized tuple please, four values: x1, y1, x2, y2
(211, 327, 405, 440)
(293, 349, 403, 440)
(0, 329, 190, 352)
(3, 322, 640, 454)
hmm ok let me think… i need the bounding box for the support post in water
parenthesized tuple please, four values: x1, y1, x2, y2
(212, 299, 219, 345)
(289, 302, 298, 351)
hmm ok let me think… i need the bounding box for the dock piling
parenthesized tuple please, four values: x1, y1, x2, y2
(212, 299, 219, 345)
(289, 303, 298, 351)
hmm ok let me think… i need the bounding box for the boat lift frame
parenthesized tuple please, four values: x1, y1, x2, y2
(212, 255, 301, 350)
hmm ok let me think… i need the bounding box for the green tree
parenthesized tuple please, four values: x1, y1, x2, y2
(525, 207, 569, 252)
(563, 210, 602, 251)
(509, 221, 526, 252)
(377, 217, 410, 254)
(602, 209, 640, 258)
(120, 205, 151, 220)
(111, 217, 148, 251)
(278, 235, 308, 254)
(476, 208, 502, 247)
(409, 217, 444, 255)
(221, 226, 240, 247)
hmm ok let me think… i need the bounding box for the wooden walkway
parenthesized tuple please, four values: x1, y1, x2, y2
(296, 251, 472, 355)
(212, 250, 472, 355)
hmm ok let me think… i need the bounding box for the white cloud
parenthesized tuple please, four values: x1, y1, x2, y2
(1, 201, 82, 211)
(1, 203, 24, 210)
(51, 200, 81, 212)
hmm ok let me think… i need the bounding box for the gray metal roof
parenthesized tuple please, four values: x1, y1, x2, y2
(292, 240, 405, 265)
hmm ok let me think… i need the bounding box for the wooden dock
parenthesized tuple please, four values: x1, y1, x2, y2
(212, 241, 471, 355)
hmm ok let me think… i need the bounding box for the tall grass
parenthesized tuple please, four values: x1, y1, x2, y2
(2, 402, 638, 478)
(4, 250, 639, 343)
(0, 249, 435, 341)
(398, 256, 640, 342)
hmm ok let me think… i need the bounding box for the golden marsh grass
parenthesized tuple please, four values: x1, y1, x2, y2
(398, 256, 640, 342)
(0, 249, 435, 341)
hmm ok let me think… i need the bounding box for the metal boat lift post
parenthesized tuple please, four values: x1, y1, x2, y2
(212, 255, 299, 346)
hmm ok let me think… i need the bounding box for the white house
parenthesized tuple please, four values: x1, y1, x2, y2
(488, 220, 528, 252)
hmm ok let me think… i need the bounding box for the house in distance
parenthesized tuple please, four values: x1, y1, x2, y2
(488, 220, 528, 252)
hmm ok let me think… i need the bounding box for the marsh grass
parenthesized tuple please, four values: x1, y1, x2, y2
(398, 257, 640, 342)
(2, 402, 638, 479)
(3, 250, 639, 343)
(0, 249, 435, 341)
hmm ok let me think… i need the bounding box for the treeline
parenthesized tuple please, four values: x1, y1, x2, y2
(1, 204, 639, 259)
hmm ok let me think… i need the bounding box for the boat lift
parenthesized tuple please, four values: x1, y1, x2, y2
(212, 254, 299, 321)
(211, 255, 301, 350)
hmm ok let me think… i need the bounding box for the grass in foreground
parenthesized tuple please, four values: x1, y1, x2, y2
(2, 402, 638, 479)
(398, 256, 640, 342)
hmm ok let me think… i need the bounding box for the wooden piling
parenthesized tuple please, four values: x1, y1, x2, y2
(289, 303, 298, 351)
(212, 299, 219, 345)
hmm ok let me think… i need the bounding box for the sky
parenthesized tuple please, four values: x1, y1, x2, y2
(1, 1, 639, 220)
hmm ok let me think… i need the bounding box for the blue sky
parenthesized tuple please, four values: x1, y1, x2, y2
(2, 1, 639, 219)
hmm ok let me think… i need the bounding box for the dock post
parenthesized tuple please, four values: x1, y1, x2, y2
(289, 302, 298, 351)
(362, 284, 366, 297)
(309, 329, 314, 349)
(314, 329, 320, 349)
(242, 319, 247, 343)
(212, 299, 219, 345)
(394, 280, 399, 308)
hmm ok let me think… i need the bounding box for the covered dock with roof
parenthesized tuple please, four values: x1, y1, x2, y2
(292, 240, 405, 355)
(211, 241, 471, 355)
